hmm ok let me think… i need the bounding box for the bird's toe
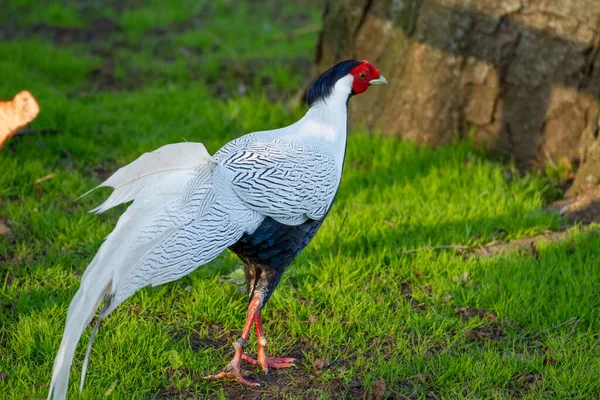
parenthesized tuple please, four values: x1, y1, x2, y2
(204, 370, 260, 387)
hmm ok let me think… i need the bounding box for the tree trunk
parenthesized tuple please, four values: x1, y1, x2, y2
(315, 0, 600, 180)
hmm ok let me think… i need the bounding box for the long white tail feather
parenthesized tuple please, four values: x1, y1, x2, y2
(80, 296, 111, 392)
(48, 142, 262, 400)
(47, 255, 111, 400)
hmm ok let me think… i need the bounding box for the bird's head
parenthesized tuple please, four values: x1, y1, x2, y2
(306, 60, 387, 107)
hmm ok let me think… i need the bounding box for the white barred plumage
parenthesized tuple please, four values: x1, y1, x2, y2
(48, 60, 386, 398)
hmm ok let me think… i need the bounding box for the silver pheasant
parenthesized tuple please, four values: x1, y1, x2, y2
(48, 60, 387, 398)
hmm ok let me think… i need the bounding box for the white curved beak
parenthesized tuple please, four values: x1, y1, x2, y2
(369, 75, 388, 85)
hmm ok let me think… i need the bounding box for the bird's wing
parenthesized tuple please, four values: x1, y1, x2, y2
(108, 162, 264, 305)
(215, 135, 339, 225)
(75, 141, 263, 302)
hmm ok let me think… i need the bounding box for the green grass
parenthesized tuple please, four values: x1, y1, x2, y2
(120, 0, 208, 36)
(1, 0, 88, 28)
(1, 1, 600, 399)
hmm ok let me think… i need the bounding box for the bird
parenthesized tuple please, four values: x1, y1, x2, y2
(47, 59, 387, 399)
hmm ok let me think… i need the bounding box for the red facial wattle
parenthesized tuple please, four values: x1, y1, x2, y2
(349, 60, 382, 94)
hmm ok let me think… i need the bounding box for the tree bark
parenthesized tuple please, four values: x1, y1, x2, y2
(315, 0, 600, 178)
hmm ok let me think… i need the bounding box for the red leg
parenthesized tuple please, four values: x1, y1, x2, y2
(204, 296, 261, 386)
(240, 310, 296, 372)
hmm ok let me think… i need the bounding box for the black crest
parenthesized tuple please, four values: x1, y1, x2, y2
(306, 60, 361, 107)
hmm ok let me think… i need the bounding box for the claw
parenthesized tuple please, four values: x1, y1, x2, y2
(242, 353, 297, 372)
(267, 357, 297, 369)
(204, 365, 260, 387)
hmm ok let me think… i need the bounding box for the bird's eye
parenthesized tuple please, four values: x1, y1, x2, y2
(358, 71, 368, 80)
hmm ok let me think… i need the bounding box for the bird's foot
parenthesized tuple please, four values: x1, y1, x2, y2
(241, 353, 296, 372)
(204, 361, 260, 387)
(241, 336, 296, 372)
